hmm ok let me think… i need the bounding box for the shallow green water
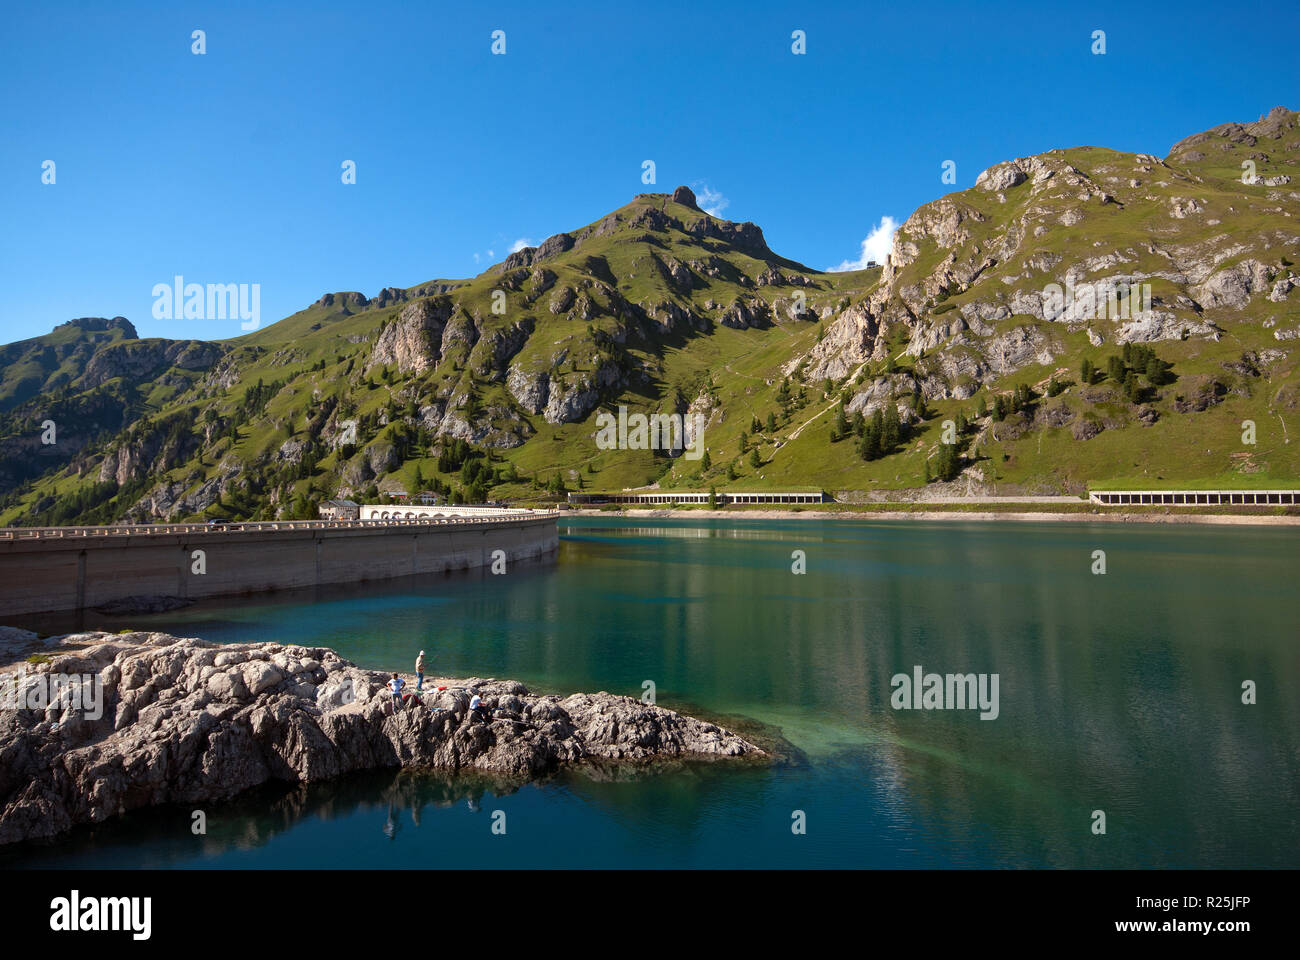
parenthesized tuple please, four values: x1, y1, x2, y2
(6, 516, 1298, 868)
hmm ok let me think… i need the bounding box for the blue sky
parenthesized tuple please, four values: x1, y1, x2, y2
(1, 0, 1295, 344)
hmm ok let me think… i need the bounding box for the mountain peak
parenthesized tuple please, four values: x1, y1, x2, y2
(1167, 104, 1297, 163)
(57, 317, 138, 338)
(671, 185, 700, 210)
(487, 185, 787, 277)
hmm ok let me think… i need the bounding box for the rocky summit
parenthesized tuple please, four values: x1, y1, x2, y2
(0, 631, 761, 844)
(1, 107, 1298, 522)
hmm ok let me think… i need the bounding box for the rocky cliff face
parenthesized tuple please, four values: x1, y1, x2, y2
(365, 297, 454, 374)
(81, 338, 225, 389)
(315, 283, 466, 312)
(797, 107, 1300, 410)
(0, 631, 762, 844)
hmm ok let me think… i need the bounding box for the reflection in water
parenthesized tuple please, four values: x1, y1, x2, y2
(4, 517, 1297, 868)
(566, 522, 811, 541)
(2, 761, 790, 870)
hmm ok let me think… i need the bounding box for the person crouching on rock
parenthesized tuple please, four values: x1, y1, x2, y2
(468, 693, 490, 723)
(415, 650, 426, 692)
(388, 673, 405, 712)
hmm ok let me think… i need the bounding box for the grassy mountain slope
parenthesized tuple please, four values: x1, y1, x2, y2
(2, 109, 1298, 524)
(0, 317, 138, 412)
(790, 105, 1300, 494)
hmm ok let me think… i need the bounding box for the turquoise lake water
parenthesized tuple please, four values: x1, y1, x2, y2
(5, 516, 1298, 868)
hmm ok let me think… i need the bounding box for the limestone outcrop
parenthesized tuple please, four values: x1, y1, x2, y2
(0, 631, 762, 844)
(81, 338, 224, 389)
(792, 106, 1300, 430)
(365, 297, 454, 374)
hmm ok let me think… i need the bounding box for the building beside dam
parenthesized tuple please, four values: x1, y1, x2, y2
(0, 511, 558, 617)
(318, 498, 360, 520)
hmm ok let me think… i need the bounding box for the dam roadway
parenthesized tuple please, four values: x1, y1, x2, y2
(0, 512, 559, 617)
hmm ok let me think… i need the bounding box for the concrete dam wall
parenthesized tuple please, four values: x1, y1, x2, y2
(0, 515, 559, 617)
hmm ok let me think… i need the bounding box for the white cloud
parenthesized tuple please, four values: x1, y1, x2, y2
(693, 182, 729, 218)
(830, 216, 899, 272)
(472, 241, 521, 268)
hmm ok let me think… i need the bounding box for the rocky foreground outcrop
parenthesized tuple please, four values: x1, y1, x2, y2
(0, 631, 761, 845)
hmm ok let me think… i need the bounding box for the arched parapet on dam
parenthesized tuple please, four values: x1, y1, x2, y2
(1088, 489, 1300, 506)
(0, 513, 559, 617)
(358, 504, 541, 521)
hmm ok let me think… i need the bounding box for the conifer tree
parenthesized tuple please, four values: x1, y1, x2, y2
(883, 404, 901, 452)
(934, 442, 961, 481)
(860, 419, 882, 461)
(1124, 371, 1142, 403)
(833, 404, 849, 441)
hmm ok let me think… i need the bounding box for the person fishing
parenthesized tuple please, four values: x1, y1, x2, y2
(468, 692, 490, 723)
(388, 673, 405, 712)
(415, 650, 426, 692)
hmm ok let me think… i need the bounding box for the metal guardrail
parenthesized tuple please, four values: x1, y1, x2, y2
(0, 511, 560, 542)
